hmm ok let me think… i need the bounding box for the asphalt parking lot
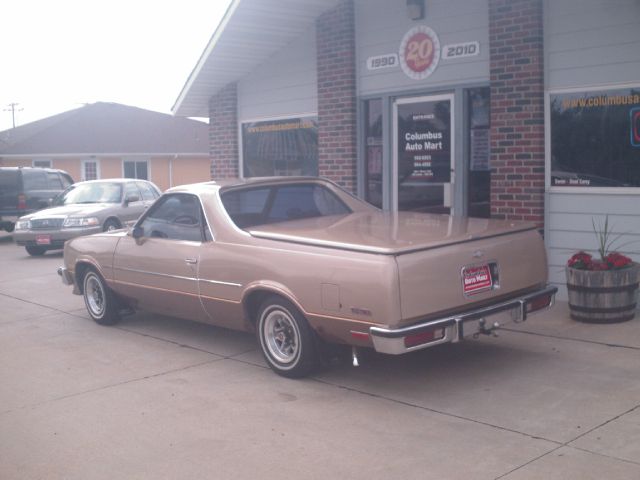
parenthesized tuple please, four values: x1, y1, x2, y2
(1, 232, 639, 480)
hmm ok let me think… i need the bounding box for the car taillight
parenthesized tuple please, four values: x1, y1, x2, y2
(404, 328, 445, 348)
(17, 194, 26, 210)
(526, 294, 553, 313)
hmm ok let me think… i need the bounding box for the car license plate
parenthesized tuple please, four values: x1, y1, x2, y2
(462, 264, 493, 295)
(36, 234, 52, 245)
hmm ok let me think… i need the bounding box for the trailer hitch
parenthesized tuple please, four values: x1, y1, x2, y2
(473, 318, 500, 339)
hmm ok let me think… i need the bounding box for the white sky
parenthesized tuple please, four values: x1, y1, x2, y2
(0, 0, 232, 131)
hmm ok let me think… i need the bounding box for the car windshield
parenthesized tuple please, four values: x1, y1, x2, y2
(54, 183, 123, 205)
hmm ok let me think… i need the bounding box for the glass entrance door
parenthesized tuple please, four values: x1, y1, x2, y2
(392, 94, 454, 213)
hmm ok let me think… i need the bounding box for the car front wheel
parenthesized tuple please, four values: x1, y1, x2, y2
(103, 219, 121, 232)
(257, 296, 318, 378)
(82, 268, 120, 325)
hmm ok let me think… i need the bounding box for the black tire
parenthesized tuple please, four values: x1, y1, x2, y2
(256, 296, 318, 378)
(5, 223, 15, 233)
(25, 245, 46, 256)
(82, 268, 120, 325)
(103, 218, 121, 232)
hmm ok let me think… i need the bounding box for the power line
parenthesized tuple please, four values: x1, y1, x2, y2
(4, 102, 23, 128)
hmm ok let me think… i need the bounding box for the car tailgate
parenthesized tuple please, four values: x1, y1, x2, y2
(394, 228, 548, 325)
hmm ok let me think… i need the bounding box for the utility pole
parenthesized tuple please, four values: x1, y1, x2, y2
(4, 102, 23, 128)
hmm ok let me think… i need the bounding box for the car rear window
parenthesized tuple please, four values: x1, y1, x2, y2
(0, 170, 20, 193)
(221, 183, 351, 229)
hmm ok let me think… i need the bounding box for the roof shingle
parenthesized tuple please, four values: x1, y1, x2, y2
(0, 102, 209, 156)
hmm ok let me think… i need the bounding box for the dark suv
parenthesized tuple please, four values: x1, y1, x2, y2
(0, 167, 74, 232)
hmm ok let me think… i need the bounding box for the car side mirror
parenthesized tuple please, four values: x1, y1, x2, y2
(132, 225, 144, 239)
(124, 194, 140, 206)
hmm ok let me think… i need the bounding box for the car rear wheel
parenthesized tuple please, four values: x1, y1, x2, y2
(82, 268, 120, 325)
(103, 219, 121, 232)
(25, 245, 46, 256)
(257, 296, 318, 378)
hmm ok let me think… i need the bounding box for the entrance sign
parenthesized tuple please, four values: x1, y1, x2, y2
(393, 94, 454, 213)
(399, 26, 441, 80)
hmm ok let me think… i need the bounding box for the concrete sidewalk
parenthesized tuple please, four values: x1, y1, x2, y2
(1, 234, 639, 479)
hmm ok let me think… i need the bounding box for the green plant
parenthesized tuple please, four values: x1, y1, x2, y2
(567, 215, 635, 271)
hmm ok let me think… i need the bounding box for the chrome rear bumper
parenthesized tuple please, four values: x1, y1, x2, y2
(369, 285, 557, 355)
(57, 266, 74, 286)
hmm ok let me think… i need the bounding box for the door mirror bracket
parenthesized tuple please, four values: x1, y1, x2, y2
(132, 225, 144, 240)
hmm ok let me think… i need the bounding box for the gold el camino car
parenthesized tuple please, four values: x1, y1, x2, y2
(58, 177, 557, 377)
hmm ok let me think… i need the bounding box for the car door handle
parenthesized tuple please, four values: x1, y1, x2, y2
(185, 258, 198, 265)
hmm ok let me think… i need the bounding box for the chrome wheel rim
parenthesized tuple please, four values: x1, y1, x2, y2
(85, 274, 105, 317)
(263, 308, 300, 365)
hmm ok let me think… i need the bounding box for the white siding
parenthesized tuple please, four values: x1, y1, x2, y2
(546, 194, 640, 299)
(544, 0, 640, 300)
(355, 0, 490, 96)
(237, 29, 318, 121)
(545, 0, 640, 89)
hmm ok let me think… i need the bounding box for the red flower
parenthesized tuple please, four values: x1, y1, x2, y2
(606, 252, 632, 269)
(567, 251, 592, 270)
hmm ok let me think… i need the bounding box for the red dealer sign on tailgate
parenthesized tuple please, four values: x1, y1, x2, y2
(462, 264, 493, 295)
(399, 25, 441, 80)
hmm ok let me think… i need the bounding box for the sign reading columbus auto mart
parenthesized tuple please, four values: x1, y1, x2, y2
(397, 98, 451, 183)
(399, 25, 441, 80)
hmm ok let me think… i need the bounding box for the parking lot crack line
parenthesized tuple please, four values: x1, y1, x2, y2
(493, 403, 640, 478)
(0, 358, 222, 417)
(500, 327, 640, 351)
(493, 445, 564, 479)
(313, 378, 563, 446)
(0, 273, 57, 285)
(115, 326, 258, 358)
(0, 291, 86, 318)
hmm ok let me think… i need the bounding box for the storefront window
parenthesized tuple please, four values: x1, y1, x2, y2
(467, 87, 490, 217)
(241, 117, 318, 178)
(363, 99, 383, 208)
(550, 87, 640, 188)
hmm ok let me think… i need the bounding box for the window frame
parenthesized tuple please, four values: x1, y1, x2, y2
(545, 82, 640, 195)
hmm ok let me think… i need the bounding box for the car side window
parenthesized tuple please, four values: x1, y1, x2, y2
(60, 173, 73, 188)
(47, 172, 63, 189)
(136, 181, 157, 201)
(124, 182, 142, 202)
(22, 170, 47, 190)
(139, 193, 203, 242)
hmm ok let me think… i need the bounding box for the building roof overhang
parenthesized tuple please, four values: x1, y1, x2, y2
(172, 0, 339, 118)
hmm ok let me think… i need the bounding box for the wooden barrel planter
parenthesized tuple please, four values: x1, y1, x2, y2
(566, 264, 640, 323)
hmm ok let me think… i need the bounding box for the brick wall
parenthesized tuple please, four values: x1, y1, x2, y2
(316, 0, 357, 193)
(208, 82, 239, 179)
(489, 0, 545, 226)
